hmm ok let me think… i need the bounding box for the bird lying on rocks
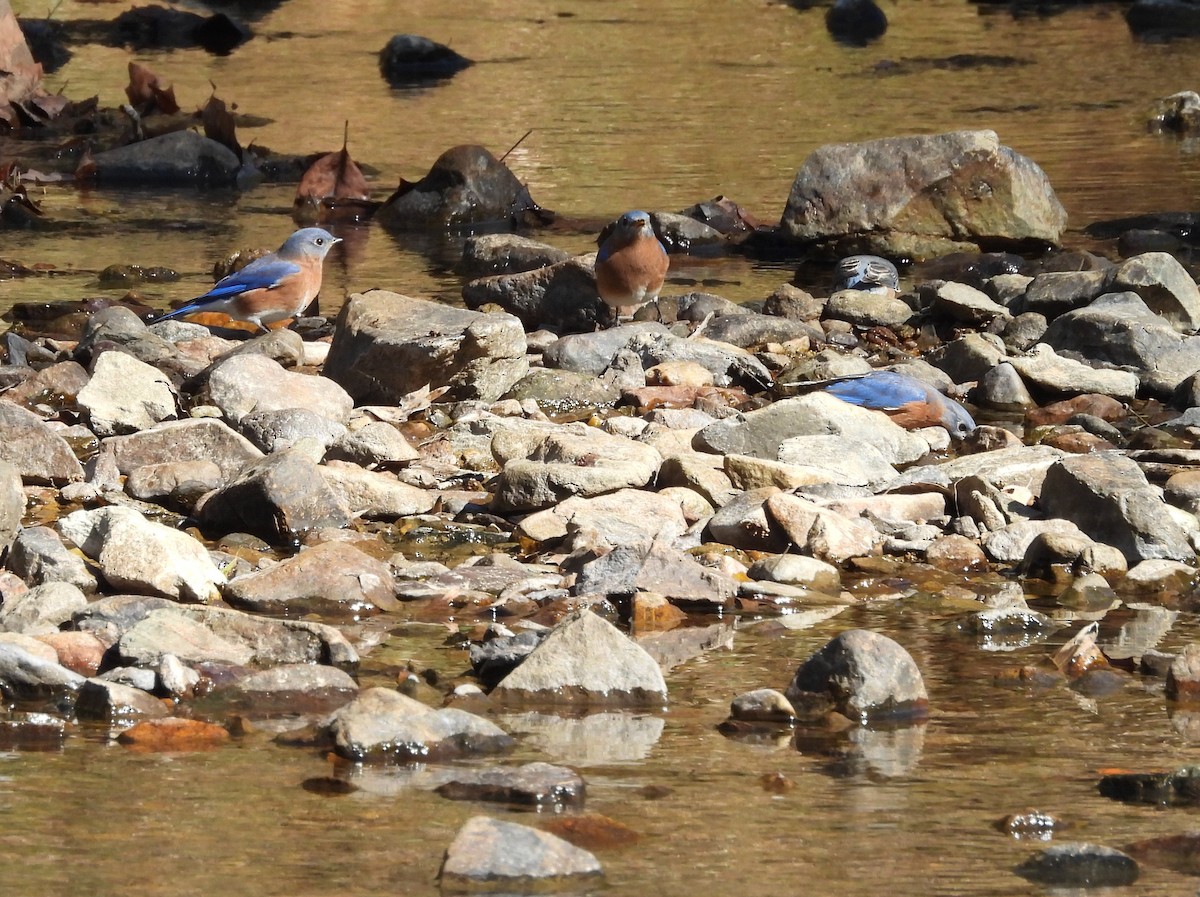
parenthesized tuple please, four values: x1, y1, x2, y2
(820, 370, 976, 438)
(594, 210, 669, 321)
(157, 227, 341, 332)
(833, 254, 899, 298)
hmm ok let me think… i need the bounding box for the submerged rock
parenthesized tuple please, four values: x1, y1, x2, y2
(1015, 843, 1138, 887)
(90, 130, 240, 187)
(434, 761, 586, 809)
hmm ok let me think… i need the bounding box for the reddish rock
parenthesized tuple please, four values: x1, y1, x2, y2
(1026, 394, 1126, 426)
(36, 631, 106, 676)
(925, 534, 988, 571)
(117, 717, 231, 751)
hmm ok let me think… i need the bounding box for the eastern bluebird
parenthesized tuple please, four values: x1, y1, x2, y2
(833, 254, 899, 297)
(823, 370, 977, 438)
(594, 210, 669, 320)
(157, 228, 341, 332)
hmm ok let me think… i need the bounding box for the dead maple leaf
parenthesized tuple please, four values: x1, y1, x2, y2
(200, 91, 241, 160)
(125, 62, 179, 115)
(0, 1, 47, 128)
(294, 122, 377, 224)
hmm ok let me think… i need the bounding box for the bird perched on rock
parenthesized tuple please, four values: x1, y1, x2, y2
(157, 227, 341, 332)
(833, 254, 900, 297)
(594, 210, 669, 321)
(822, 370, 977, 438)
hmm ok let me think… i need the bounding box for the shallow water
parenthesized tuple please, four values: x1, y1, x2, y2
(5, 1, 1200, 894)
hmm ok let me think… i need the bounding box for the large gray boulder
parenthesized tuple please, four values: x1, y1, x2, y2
(780, 130, 1066, 258)
(439, 816, 603, 892)
(462, 256, 605, 333)
(1040, 453, 1194, 564)
(0, 402, 84, 484)
(325, 290, 528, 404)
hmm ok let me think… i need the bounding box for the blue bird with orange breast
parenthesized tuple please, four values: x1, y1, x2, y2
(823, 370, 976, 439)
(594, 210, 669, 321)
(157, 227, 341, 332)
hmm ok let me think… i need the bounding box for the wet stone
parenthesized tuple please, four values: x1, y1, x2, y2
(116, 717, 231, 752)
(438, 816, 604, 893)
(322, 686, 514, 762)
(1098, 765, 1200, 806)
(728, 688, 797, 723)
(1015, 843, 1138, 888)
(0, 712, 66, 750)
(434, 761, 586, 809)
(76, 678, 169, 720)
(0, 643, 85, 702)
(786, 628, 928, 722)
(213, 663, 359, 715)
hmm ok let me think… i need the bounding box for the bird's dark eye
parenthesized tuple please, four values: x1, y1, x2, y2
(315, 238, 325, 246)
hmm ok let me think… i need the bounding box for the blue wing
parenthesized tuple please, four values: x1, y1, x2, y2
(824, 371, 927, 411)
(199, 257, 301, 300)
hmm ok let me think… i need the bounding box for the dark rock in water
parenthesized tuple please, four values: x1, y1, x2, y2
(434, 762, 586, 809)
(1149, 90, 1200, 135)
(19, 18, 71, 72)
(785, 628, 928, 721)
(780, 130, 1066, 258)
(1128, 0, 1200, 40)
(376, 145, 545, 231)
(439, 816, 604, 892)
(76, 678, 170, 720)
(378, 34, 473, 87)
(1126, 832, 1200, 876)
(0, 644, 85, 703)
(460, 233, 570, 277)
(826, 0, 887, 46)
(0, 712, 66, 750)
(91, 131, 241, 188)
(470, 630, 543, 688)
(1016, 843, 1138, 887)
(112, 6, 250, 53)
(678, 195, 762, 236)
(1098, 765, 1200, 805)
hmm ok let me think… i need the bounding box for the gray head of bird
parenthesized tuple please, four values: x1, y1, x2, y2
(281, 228, 342, 259)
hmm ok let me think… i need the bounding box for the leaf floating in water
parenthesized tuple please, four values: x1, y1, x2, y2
(125, 61, 179, 115)
(294, 121, 378, 224)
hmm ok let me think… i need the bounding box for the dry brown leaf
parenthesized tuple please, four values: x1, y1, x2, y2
(200, 93, 241, 160)
(294, 123, 377, 223)
(125, 61, 179, 115)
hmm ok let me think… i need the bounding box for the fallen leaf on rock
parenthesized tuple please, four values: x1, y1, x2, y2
(201, 91, 241, 160)
(294, 123, 377, 224)
(125, 61, 179, 114)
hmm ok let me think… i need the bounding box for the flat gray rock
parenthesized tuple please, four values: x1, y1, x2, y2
(1008, 344, 1139, 401)
(8, 526, 97, 592)
(224, 541, 400, 617)
(76, 678, 169, 720)
(77, 350, 177, 437)
(0, 643, 85, 701)
(0, 582, 87, 636)
(434, 761, 585, 809)
(104, 418, 263, 480)
(200, 353, 353, 426)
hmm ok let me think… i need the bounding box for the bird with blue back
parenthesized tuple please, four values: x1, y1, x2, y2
(157, 227, 341, 332)
(822, 370, 977, 439)
(833, 254, 899, 298)
(594, 210, 669, 322)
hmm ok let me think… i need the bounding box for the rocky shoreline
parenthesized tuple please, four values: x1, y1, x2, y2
(3, 121, 1200, 888)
